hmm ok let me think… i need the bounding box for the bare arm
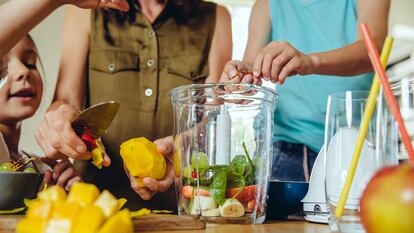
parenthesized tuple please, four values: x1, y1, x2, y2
(51, 6, 91, 111)
(243, 0, 270, 65)
(205, 5, 232, 83)
(0, 0, 128, 56)
(310, 0, 389, 76)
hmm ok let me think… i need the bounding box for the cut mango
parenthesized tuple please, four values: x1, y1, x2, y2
(38, 186, 66, 202)
(120, 137, 166, 187)
(26, 200, 53, 220)
(16, 218, 46, 233)
(130, 208, 151, 218)
(94, 190, 118, 217)
(67, 182, 100, 206)
(44, 219, 72, 233)
(72, 205, 105, 233)
(50, 202, 80, 220)
(117, 198, 128, 210)
(98, 209, 133, 233)
(91, 140, 105, 169)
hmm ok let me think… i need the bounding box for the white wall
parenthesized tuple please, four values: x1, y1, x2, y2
(0, 0, 412, 155)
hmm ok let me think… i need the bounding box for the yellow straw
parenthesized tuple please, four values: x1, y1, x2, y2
(335, 37, 394, 218)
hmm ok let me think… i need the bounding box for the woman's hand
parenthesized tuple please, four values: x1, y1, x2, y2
(42, 158, 82, 191)
(61, 0, 130, 11)
(219, 60, 262, 85)
(125, 136, 175, 200)
(35, 103, 111, 167)
(252, 41, 318, 84)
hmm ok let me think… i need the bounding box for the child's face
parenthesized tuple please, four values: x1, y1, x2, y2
(0, 37, 43, 123)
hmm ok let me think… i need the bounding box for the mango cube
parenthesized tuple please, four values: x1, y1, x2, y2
(45, 203, 80, 233)
(44, 219, 72, 233)
(72, 205, 105, 233)
(67, 182, 100, 206)
(38, 186, 66, 202)
(16, 218, 46, 233)
(26, 200, 53, 220)
(98, 209, 133, 233)
(94, 190, 118, 217)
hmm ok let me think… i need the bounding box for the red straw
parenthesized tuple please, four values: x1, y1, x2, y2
(360, 23, 414, 163)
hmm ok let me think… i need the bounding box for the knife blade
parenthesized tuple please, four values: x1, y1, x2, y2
(71, 101, 120, 140)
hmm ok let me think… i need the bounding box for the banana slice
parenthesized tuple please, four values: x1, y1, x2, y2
(219, 199, 245, 218)
(202, 208, 220, 217)
(190, 196, 217, 215)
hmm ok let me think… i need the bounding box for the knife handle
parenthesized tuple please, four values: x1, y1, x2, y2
(81, 133, 97, 150)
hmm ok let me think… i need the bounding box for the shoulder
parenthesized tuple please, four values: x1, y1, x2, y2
(215, 4, 231, 23)
(253, 0, 269, 12)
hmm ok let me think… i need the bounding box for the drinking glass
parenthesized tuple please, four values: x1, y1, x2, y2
(324, 91, 398, 233)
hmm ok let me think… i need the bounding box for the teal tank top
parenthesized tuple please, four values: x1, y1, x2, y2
(269, 0, 373, 152)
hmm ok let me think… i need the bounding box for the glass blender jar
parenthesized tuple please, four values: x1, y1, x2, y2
(170, 83, 277, 224)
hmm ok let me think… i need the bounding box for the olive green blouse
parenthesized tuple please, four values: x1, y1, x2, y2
(83, 1, 217, 211)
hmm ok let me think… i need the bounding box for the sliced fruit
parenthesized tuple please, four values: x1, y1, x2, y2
(38, 186, 66, 202)
(16, 218, 46, 233)
(91, 140, 105, 169)
(67, 182, 100, 206)
(98, 209, 133, 233)
(44, 219, 72, 233)
(94, 190, 118, 218)
(226, 185, 257, 204)
(182, 166, 193, 178)
(130, 208, 151, 218)
(120, 137, 166, 187)
(182, 186, 209, 199)
(219, 199, 245, 217)
(117, 198, 128, 210)
(72, 205, 105, 233)
(190, 196, 217, 215)
(202, 208, 220, 217)
(46, 202, 80, 233)
(173, 138, 181, 177)
(26, 200, 53, 219)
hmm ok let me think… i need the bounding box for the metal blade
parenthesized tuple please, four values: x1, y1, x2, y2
(71, 101, 120, 138)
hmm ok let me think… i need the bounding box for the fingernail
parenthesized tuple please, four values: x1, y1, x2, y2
(253, 70, 259, 77)
(245, 76, 252, 83)
(76, 145, 85, 153)
(229, 70, 237, 78)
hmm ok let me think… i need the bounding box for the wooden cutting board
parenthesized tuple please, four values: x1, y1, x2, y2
(0, 214, 205, 232)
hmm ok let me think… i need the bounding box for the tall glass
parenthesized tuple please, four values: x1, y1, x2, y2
(324, 91, 398, 233)
(170, 83, 277, 224)
(391, 75, 414, 160)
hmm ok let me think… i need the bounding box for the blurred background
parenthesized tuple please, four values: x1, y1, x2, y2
(0, 0, 413, 155)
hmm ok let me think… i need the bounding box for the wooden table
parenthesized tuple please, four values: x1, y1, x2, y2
(0, 215, 330, 233)
(145, 219, 330, 233)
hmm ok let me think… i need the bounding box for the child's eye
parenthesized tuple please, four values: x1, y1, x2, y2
(25, 63, 37, 70)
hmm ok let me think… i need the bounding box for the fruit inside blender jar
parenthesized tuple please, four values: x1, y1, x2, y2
(180, 143, 263, 217)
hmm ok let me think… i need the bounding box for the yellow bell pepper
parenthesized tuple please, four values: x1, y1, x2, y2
(120, 137, 166, 187)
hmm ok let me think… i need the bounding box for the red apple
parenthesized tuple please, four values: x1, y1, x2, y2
(360, 163, 414, 233)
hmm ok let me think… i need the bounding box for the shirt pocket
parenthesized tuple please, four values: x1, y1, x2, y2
(166, 53, 208, 83)
(90, 49, 140, 74)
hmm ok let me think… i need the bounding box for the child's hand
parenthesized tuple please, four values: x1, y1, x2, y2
(219, 60, 262, 85)
(252, 41, 318, 84)
(42, 158, 82, 191)
(124, 136, 175, 200)
(61, 0, 130, 12)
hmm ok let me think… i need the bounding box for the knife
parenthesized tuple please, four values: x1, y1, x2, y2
(71, 101, 120, 168)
